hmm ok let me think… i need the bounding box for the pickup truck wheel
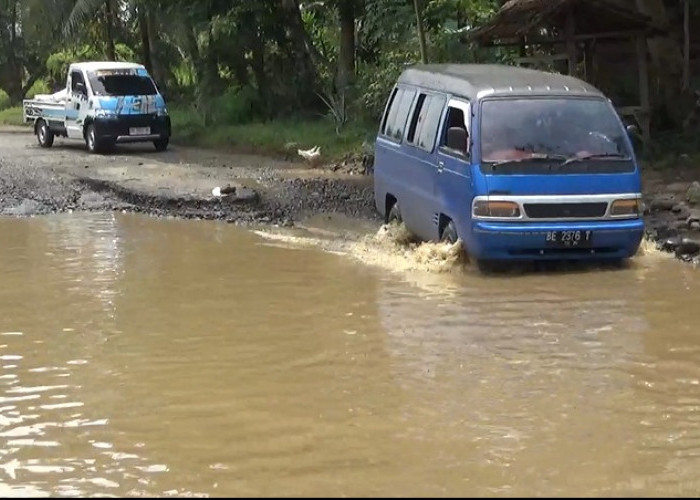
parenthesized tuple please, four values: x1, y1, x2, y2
(36, 120, 54, 148)
(86, 124, 102, 154)
(153, 137, 169, 152)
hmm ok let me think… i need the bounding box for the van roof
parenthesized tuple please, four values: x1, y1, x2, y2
(397, 64, 605, 101)
(69, 61, 146, 72)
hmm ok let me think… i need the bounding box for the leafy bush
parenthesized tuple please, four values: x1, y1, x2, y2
(0, 89, 10, 111)
(355, 50, 418, 123)
(46, 43, 137, 88)
(211, 85, 260, 125)
(25, 79, 51, 99)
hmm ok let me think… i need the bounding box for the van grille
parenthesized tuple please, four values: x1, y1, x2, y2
(523, 202, 608, 219)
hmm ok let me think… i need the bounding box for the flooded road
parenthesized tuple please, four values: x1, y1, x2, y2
(1, 213, 700, 496)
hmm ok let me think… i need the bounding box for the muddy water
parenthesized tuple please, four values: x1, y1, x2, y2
(1, 213, 700, 497)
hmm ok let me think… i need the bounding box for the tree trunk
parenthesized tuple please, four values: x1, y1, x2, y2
(413, 0, 428, 64)
(145, 7, 167, 88)
(138, 4, 153, 74)
(635, 0, 685, 128)
(683, 0, 690, 90)
(280, 0, 322, 108)
(104, 0, 116, 60)
(281, 0, 328, 72)
(3, 1, 23, 104)
(336, 0, 356, 93)
(21, 72, 43, 99)
(251, 24, 267, 113)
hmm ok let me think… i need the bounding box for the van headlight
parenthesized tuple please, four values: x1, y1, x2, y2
(473, 200, 521, 218)
(610, 198, 642, 216)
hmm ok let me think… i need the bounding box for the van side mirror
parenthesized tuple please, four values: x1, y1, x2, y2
(446, 127, 469, 154)
(626, 124, 639, 137)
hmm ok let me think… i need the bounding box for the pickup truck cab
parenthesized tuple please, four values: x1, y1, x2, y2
(23, 61, 171, 154)
(373, 64, 644, 269)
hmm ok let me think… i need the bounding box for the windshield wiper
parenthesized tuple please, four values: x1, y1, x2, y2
(489, 153, 568, 169)
(560, 153, 630, 167)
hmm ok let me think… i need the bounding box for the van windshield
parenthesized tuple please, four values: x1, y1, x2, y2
(480, 98, 631, 164)
(87, 71, 157, 96)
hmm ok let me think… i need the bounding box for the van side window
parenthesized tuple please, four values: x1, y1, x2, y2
(384, 88, 416, 141)
(380, 87, 399, 135)
(417, 95, 446, 151)
(440, 100, 471, 155)
(406, 94, 428, 144)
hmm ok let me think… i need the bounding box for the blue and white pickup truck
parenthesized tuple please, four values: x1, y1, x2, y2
(22, 61, 171, 154)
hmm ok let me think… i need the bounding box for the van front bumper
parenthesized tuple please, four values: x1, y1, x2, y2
(93, 114, 171, 142)
(468, 218, 645, 261)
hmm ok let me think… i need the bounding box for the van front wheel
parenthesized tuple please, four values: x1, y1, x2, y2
(86, 124, 102, 154)
(388, 203, 402, 224)
(154, 137, 169, 152)
(441, 220, 459, 244)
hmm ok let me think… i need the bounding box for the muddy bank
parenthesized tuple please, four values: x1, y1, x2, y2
(1, 127, 698, 264)
(642, 165, 700, 263)
(0, 128, 378, 226)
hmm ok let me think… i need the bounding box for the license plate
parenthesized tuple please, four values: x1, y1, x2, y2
(545, 230, 593, 248)
(129, 127, 150, 136)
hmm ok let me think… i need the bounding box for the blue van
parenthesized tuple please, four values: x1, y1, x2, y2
(373, 64, 644, 268)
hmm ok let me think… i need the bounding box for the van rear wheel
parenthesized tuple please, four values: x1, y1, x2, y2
(36, 120, 54, 148)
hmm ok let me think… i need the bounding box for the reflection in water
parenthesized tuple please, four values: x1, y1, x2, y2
(0, 213, 699, 496)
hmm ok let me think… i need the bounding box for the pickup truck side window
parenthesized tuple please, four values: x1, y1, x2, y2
(70, 71, 86, 94)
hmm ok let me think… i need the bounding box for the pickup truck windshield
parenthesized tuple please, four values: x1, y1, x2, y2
(480, 98, 631, 164)
(87, 72, 157, 96)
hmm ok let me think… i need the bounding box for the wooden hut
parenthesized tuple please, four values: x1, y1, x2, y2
(467, 0, 665, 145)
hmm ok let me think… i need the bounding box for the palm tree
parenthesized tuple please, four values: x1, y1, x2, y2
(63, 0, 118, 60)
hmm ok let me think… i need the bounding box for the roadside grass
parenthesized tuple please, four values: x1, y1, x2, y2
(169, 105, 376, 161)
(0, 103, 376, 162)
(0, 106, 25, 127)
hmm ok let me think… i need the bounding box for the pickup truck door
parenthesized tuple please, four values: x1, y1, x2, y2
(65, 70, 87, 139)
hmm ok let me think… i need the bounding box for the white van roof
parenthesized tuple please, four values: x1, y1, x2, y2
(69, 61, 146, 72)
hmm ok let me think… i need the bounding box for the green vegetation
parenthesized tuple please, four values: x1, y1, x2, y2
(0, 107, 24, 127)
(0, 0, 699, 163)
(170, 104, 374, 160)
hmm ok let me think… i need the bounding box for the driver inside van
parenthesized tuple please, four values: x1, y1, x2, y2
(481, 124, 531, 161)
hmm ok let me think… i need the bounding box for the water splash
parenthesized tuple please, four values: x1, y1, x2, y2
(348, 223, 466, 273)
(255, 222, 466, 275)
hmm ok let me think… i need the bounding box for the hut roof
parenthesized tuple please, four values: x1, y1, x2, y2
(469, 0, 664, 45)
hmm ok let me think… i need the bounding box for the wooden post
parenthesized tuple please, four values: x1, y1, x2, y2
(565, 7, 577, 76)
(583, 41, 593, 82)
(413, 0, 428, 64)
(683, 0, 690, 90)
(636, 34, 651, 148)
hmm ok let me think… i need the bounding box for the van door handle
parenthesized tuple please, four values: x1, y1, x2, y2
(437, 161, 444, 173)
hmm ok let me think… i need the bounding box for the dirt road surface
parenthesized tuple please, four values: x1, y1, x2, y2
(0, 127, 378, 226)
